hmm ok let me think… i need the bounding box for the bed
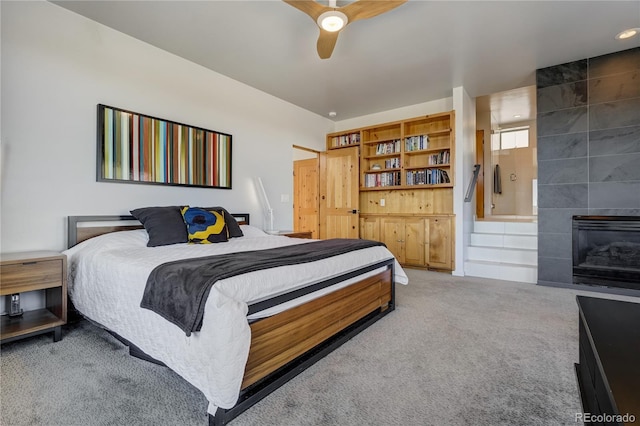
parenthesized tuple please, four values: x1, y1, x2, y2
(64, 211, 408, 425)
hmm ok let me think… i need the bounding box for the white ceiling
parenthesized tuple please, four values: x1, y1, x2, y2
(51, 0, 640, 121)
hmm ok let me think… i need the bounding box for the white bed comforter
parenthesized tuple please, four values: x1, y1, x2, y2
(63, 226, 408, 414)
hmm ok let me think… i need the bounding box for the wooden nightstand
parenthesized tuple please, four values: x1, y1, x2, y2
(268, 231, 313, 239)
(0, 251, 67, 343)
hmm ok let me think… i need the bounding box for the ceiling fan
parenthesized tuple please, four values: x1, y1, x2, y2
(283, 0, 408, 59)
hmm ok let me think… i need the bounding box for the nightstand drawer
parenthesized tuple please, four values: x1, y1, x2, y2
(0, 259, 64, 294)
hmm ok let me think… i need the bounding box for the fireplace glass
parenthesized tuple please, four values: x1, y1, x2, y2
(572, 216, 640, 290)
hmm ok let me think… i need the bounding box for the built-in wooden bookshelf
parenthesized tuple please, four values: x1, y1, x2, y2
(326, 111, 454, 190)
(325, 110, 456, 271)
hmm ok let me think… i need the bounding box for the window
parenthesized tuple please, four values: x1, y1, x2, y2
(499, 127, 529, 150)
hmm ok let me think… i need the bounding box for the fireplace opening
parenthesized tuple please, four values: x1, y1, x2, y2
(572, 216, 640, 291)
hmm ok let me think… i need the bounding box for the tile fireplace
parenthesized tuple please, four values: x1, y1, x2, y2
(572, 216, 640, 291)
(536, 47, 640, 292)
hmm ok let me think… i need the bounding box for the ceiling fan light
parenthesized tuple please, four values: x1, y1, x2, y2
(317, 10, 348, 32)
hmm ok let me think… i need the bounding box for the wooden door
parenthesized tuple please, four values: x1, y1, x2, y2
(293, 158, 319, 239)
(359, 216, 380, 242)
(426, 216, 452, 269)
(404, 218, 425, 266)
(380, 217, 404, 263)
(319, 147, 359, 239)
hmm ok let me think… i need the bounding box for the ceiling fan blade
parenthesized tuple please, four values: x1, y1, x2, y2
(317, 29, 340, 59)
(283, 0, 328, 21)
(342, 0, 407, 23)
(284, 0, 405, 59)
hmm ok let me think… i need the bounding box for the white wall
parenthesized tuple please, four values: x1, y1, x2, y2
(334, 98, 453, 131)
(452, 86, 476, 276)
(293, 147, 318, 161)
(0, 1, 332, 253)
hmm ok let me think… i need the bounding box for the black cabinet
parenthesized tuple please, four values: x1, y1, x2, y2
(575, 296, 640, 425)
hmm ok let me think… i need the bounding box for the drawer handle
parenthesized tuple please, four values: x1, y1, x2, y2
(22, 261, 37, 265)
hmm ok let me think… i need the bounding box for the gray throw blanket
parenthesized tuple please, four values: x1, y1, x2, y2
(140, 238, 386, 336)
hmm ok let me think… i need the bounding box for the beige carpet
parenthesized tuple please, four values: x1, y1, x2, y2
(2, 269, 637, 426)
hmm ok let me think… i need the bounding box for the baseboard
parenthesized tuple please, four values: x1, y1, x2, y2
(537, 280, 640, 298)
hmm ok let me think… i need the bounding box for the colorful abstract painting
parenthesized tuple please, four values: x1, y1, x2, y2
(97, 104, 232, 189)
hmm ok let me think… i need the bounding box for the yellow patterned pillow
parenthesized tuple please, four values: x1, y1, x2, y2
(180, 207, 228, 244)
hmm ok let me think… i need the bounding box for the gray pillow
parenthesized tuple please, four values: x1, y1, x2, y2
(201, 207, 244, 238)
(130, 206, 188, 247)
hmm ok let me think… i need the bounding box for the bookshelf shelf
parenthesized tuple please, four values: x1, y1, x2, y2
(405, 128, 451, 138)
(366, 167, 401, 172)
(364, 153, 401, 160)
(404, 147, 449, 155)
(405, 183, 453, 188)
(360, 183, 453, 191)
(404, 164, 450, 171)
(362, 138, 399, 145)
(327, 131, 361, 149)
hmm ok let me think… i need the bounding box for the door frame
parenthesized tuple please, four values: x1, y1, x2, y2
(293, 145, 320, 236)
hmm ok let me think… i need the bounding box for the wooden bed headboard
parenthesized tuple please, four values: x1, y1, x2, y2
(67, 213, 250, 248)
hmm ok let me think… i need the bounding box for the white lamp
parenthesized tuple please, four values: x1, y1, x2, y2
(317, 10, 348, 32)
(255, 177, 275, 233)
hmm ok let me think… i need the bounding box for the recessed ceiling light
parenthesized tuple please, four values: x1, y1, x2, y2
(329, 111, 337, 117)
(513, 114, 522, 118)
(616, 28, 640, 40)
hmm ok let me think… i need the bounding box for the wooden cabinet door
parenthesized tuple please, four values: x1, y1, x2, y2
(293, 158, 319, 239)
(426, 216, 452, 269)
(380, 217, 405, 263)
(319, 147, 359, 239)
(359, 216, 381, 242)
(404, 218, 425, 266)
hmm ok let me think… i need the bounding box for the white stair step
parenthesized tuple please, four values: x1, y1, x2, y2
(464, 260, 538, 283)
(470, 233, 537, 250)
(474, 221, 537, 235)
(467, 246, 537, 266)
(473, 221, 506, 234)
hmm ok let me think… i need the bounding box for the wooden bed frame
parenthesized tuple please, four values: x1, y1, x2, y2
(67, 215, 396, 425)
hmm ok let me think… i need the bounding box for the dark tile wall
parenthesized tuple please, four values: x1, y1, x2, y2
(536, 47, 640, 288)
